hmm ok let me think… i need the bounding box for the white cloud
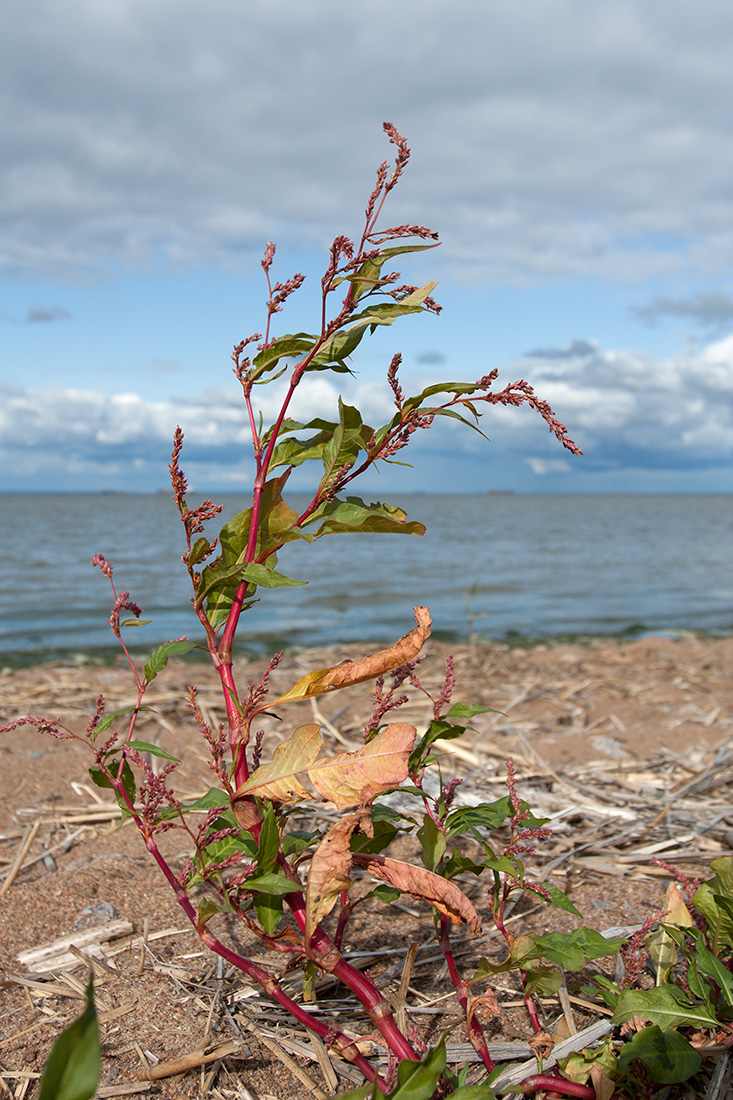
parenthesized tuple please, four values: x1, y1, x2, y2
(517, 334, 733, 469)
(2, 332, 731, 490)
(2, 0, 733, 283)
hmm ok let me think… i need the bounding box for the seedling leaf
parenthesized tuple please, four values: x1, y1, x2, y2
(39, 975, 100, 1100)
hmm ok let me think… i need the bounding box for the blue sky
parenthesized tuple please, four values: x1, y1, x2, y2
(1, 0, 732, 494)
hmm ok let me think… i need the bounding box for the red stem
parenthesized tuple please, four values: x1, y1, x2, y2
(517, 1075, 598, 1098)
(106, 769, 384, 1086)
(438, 917, 495, 1073)
(281, 876, 419, 1063)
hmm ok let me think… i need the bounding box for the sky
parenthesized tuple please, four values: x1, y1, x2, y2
(2, 0, 733, 494)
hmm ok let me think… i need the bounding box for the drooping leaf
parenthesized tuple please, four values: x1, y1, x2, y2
(269, 606, 431, 705)
(306, 809, 372, 940)
(352, 854, 481, 932)
(618, 1025, 701, 1085)
(144, 638, 199, 682)
(39, 975, 100, 1100)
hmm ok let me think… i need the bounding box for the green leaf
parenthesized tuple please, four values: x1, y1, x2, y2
(256, 804, 281, 875)
(409, 719, 468, 771)
(613, 985, 721, 1030)
(92, 705, 153, 740)
(144, 639, 198, 682)
(307, 496, 425, 538)
(538, 883, 582, 917)
(691, 934, 733, 1008)
(534, 927, 625, 970)
(120, 618, 152, 627)
(618, 1025, 702, 1085)
(475, 934, 541, 979)
(250, 332, 317, 378)
(694, 858, 733, 950)
(88, 758, 136, 814)
(124, 741, 180, 762)
(188, 536, 213, 566)
(445, 702, 497, 723)
(39, 975, 100, 1100)
(417, 814, 446, 873)
(389, 1037, 446, 1100)
(446, 1086, 496, 1100)
(523, 963, 564, 997)
(445, 798, 513, 836)
(442, 851, 486, 879)
(344, 242, 439, 304)
(282, 829, 320, 857)
(269, 428, 333, 470)
(333, 1086, 372, 1100)
(197, 897, 223, 931)
(246, 871, 297, 896)
(253, 892, 284, 936)
(373, 884, 401, 904)
(351, 819, 400, 855)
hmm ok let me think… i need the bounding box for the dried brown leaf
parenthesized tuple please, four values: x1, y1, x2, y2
(234, 722, 415, 809)
(270, 606, 431, 705)
(353, 853, 482, 932)
(305, 809, 372, 941)
(309, 723, 415, 808)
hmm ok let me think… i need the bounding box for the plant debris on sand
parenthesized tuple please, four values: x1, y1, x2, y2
(0, 633, 731, 1097)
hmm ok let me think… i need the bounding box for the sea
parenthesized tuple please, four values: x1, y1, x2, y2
(0, 493, 730, 667)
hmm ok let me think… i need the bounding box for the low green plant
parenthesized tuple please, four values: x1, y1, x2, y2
(38, 974, 100, 1100)
(7, 125, 659, 1099)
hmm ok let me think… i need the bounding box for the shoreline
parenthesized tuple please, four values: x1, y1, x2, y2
(2, 624, 731, 672)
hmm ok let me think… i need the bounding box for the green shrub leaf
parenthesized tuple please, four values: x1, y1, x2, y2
(144, 639, 198, 682)
(618, 1025, 702, 1084)
(39, 975, 100, 1100)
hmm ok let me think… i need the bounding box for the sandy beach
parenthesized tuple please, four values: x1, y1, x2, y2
(0, 633, 731, 1096)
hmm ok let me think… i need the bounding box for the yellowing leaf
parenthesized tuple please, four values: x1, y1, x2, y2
(235, 724, 322, 804)
(353, 854, 482, 932)
(308, 723, 415, 808)
(270, 606, 431, 705)
(305, 810, 372, 941)
(233, 723, 415, 809)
